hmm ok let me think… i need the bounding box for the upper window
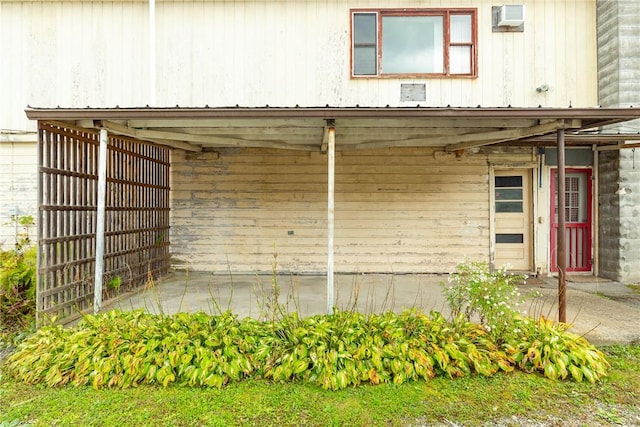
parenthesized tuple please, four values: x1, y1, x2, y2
(351, 9, 477, 78)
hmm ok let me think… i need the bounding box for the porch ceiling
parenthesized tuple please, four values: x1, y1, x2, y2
(25, 106, 640, 153)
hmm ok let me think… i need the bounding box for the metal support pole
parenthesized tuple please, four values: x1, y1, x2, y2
(592, 144, 599, 277)
(327, 121, 336, 315)
(94, 128, 108, 314)
(557, 129, 567, 323)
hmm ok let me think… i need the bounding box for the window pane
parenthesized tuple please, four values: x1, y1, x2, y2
(554, 173, 588, 223)
(495, 176, 523, 187)
(496, 202, 523, 213)
(450, 14, 472, 43)
(449, 45, 471, 74)
(353, 13, 377, 75)
(354, 13, 377, 44)
(354, 46, 377, 75)
(495, 189, 523, 201)
(381, 16, 444, 74)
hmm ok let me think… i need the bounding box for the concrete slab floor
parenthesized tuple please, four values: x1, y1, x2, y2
(105, 272, 640, 346)
(109, 272, 452, 320)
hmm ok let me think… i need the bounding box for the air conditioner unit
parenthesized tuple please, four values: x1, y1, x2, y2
(498, 4, 525, 27)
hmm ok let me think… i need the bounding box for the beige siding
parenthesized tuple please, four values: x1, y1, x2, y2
(1, 0, 597, 132)
(171, 148, 531, 274)
(0, 141, 38, 248)
(0, 0, 149, 131)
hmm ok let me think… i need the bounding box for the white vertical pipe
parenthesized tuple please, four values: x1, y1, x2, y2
(94, 128, 108, 314)
(149, 0, 156, 106)
(327, 125, 336, 315)
(36, 130, 43, 326)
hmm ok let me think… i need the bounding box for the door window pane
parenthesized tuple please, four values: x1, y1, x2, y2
(495, 175, 524, 212)
(496, 202, 523, 213)
(553, 173, 588, 223)
(495, 176, 522, 187)
(495, 189, 523, 200)
(381, 16, 444, 74)
(496, 233, 524, 244)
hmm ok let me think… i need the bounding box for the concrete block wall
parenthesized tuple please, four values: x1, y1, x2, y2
(597, 150, 620, 279)
(617, 150, 640, 281)
(596, 1, 620, 107)
(596, 0, 640, 282)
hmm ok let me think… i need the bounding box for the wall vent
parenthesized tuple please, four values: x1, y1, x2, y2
(498, 5, 525, 27)
(400, 84, 426, 102)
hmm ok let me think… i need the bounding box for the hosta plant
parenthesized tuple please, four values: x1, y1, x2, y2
(3, 301, 610, 390)
(4, 310, 255, 388)
(254, 310, 513, 390)
(4, 309, 515, 390)
(504, 316, 610, 383)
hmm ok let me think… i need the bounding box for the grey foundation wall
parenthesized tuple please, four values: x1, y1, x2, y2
(596, 0, 640, 282)
(597, 151, 619, 279)
(600, 150, 640, 282)
(617, 150, 640, 282)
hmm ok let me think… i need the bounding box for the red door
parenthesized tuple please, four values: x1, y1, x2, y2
(550, 169, 592, 272)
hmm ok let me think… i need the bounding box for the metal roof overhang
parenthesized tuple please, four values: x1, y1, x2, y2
(25, 106, 640, 153)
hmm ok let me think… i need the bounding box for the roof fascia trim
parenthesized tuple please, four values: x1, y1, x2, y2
(24, 106, 640, 122)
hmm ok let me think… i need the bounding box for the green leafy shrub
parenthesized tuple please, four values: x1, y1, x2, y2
(442, 261, 525, 343)
(0, 309, 545, 391)
(4, 310, 255, 388)
(441, 261, 609, 383)
(504, 316, 610, 383)
(3, 260, 610, 389)
(1, 218, 37, 337)
(254, 310, 513, 390)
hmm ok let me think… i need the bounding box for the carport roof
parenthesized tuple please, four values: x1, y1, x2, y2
(25, 106, 640, 153)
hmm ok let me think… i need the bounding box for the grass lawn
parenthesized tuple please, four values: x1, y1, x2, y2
(1, 345, 638, 427)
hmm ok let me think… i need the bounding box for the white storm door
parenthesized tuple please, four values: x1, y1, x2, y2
(494, 170, 532, 271)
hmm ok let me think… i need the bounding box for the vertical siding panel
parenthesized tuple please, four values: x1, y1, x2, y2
(479, 2, 491, 105)
(512, 11, 527, 106)
(565, 0, 578, 106)
(1, 0, 600, 129)
(548, 0, 562, 104)
(532, 0, 547, 106)
(0, 142, 38, 248)
(189, 1, 204, 105)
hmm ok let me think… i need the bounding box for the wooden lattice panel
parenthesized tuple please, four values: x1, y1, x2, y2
(37, 122, 170, 322)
